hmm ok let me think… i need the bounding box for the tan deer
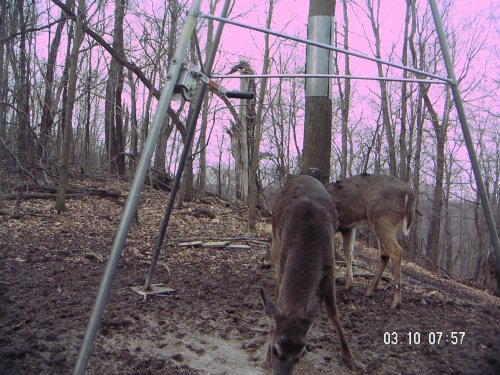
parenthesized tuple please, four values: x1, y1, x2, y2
(324, 174, 416, 309)
(260, 175, 354, 375)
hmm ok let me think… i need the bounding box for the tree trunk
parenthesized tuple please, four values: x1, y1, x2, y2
(399, 0, 412, 182)
(177, 105, 195, 207)
(83, 57, 91, 168)
(15, 0, 32, 162)
(229, 121, 243, 199)
(104, 0, 126, 175)
(443, 152, 453, 273)
(424, 88, 450, 270)
(114, 53, 125, 175)
(228, 60, 256, 201)
(240, 76, 250, 201)
(408, 0, 424, 259)
(339, 0, 350, 179)
(55, 0, 85, 213)
(302, 0, 335, 183)
(153, 0, 178, 178)
(0, 0, 8, 142)
(127, 69, 138, 171)
(198, 0, 217, 199)
(39, 6, 70, 160)
(366, 0, 397, 177)
(248, 0, 274, 230)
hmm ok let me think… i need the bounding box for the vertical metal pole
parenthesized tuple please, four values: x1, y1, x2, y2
(72, 1, 202, 374)
(143, 0, 231, 290)
(428, 0, 500, 281)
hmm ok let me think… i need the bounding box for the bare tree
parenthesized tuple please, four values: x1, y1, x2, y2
(127, 69, 138, 171)
(104, 0, 126, 175)
(153, 0, 178, 179)
(365, 0, 397, 176)
(335, 0, 351, 179)
(14, 0, 33, 162)
(248, 0, 274, 230)
(227, 60, 256, 201)
(55, 0, 86, 212)
(198, 0, 219, 198)
(39, 5, 70, 161)
(0, 0, 8, 142)
(398, 0, 412, 182)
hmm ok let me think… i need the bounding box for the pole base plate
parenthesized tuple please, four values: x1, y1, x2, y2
(131, 284, 176, 296)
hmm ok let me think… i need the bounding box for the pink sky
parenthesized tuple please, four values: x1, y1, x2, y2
(208, 0, 495, 88)
(197, 0, 497, 177)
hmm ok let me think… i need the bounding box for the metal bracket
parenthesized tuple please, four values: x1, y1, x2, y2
(174, 63, 254, 101)
(173, 62, 199, 101)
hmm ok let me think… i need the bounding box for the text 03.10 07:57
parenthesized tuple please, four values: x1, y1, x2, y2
(384, 331, 465, 345)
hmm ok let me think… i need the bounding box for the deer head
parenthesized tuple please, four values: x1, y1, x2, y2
(260, 289, 321, 375)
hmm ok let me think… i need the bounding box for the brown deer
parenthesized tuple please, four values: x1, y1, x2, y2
(324, 174, 416, 309)
(260, 175, 354, 374)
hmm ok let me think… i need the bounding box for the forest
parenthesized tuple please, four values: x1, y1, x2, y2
(0, 0, 499, 374)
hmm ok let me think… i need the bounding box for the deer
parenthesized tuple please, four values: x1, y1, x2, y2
(324, 173, 416, 309)
(260, 174, 354, 375)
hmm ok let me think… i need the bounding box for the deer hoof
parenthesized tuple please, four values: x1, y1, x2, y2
(390, 299, 401, 309)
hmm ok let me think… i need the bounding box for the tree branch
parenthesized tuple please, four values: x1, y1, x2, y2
(1, 17, 68, 43)
(50, 0, 186, 135)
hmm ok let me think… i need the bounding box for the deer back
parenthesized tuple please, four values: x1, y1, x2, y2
(325, 174, 414, 233)
(271, 174, 337, 313)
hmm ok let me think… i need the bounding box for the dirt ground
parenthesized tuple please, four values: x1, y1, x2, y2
(1, 180, 499, 375)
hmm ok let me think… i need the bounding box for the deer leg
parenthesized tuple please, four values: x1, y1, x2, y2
(321, 270, 355, 370)
(264, 343, 272, 368)
(389, 241, 403, 309)
(341, 228, 356, 289)
(365, 239, 389, 297)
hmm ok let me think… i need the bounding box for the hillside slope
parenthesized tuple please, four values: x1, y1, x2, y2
(1, 182, 499, 374)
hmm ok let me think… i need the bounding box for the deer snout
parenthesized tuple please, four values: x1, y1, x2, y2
(269, 336, 307, 375)
(271, 347, 300, 375)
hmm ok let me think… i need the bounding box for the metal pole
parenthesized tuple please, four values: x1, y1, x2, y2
(211, 73, 448, 84)
(428, 0, 500, 282)
(143, 0, 232, 290)
(72, 1, 202, 373)
(200, 13, 452, 83)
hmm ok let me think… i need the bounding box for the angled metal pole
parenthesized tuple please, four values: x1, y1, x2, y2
(200, 12, 452, 83)
(72, 1, 202, 373)
(143, 0, 232, 290)
(428, 0, 500, 283)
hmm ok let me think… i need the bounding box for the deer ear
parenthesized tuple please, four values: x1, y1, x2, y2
(260, 288, 280, 319)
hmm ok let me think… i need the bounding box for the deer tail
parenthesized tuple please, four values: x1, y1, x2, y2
(402, 191, 416, 236)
